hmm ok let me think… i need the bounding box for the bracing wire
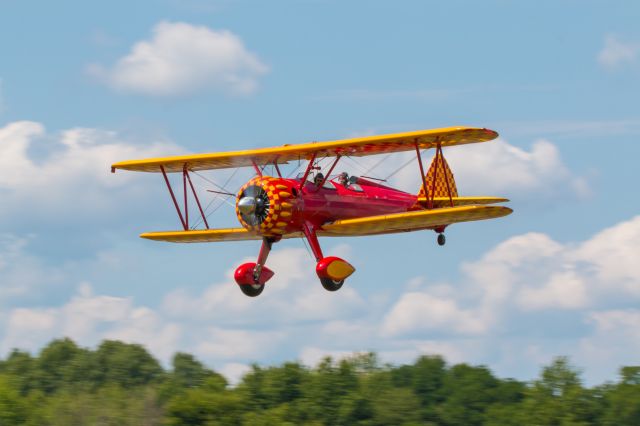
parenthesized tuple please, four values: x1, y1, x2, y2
(383, 150, 427, 181)
(342, 155, 370, 175)
(362, 153, 392, 176)
(191, 171, 236, 208)
(189, 168, 240, 229)
(286, 161, 303, 178)
(300, 237, 314, 259)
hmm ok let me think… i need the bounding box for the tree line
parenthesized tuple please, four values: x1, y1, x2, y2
(0, 338, 637, 425)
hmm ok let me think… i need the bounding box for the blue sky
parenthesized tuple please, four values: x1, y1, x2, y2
(1, 0, 639, 384)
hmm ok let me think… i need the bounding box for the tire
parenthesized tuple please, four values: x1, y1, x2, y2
(239, 283, 265, 297)
(320, 277, 344, 292)
(437, 233, 446, 246)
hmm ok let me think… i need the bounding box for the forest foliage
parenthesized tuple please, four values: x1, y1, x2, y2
(0, 338, 637, 425)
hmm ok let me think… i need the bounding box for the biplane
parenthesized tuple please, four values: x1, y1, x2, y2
(111, 126, 512, 297)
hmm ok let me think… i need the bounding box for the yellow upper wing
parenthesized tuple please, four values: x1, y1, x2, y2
(320, 205, 512, 236)
(111, 127, 498, 173)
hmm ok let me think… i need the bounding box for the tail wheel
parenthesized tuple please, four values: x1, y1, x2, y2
(239, 284, 265, 297)
(320, 277, 344, 292)
(437, 233, 446, 246)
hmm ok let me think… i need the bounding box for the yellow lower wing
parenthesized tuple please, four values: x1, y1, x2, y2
(142, 228, 271, 243)
(141, 205, 511, 243)
(320, 205, 512, 236)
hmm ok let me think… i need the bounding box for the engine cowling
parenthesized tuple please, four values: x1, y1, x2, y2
(235, 176, 297, 236)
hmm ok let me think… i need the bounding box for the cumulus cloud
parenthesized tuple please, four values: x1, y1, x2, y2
(2, 216, 639, 384)
(1, 283, 181, 362)
(573, 310, 640, 381)
(374, 217, 640, 380)
(0, 233, 67, 300)
(446, 139, 589, 197)
(0, 120, 183, 227)
(88, 21, 268, 97)
(349, 137, 588, 198)
(598, 34, 640, 70)
(462, 217, 640, 313)
(195, 328, 286, 360)
(381, 292, 485, 337)
(162, 246, 365, 326)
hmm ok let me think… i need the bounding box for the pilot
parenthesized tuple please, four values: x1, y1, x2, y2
(314, 172, 325, 187)
(337, 172, 349, 186)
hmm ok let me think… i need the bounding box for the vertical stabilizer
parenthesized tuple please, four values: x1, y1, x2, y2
(417, 153, 458, 199)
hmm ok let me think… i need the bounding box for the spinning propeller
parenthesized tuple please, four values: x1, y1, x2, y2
(237, 185, 270, 226)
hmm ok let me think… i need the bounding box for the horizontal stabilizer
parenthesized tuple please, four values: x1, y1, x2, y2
(416, 196, 509, 208)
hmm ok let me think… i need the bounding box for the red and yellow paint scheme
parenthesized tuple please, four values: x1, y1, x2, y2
(112, 126, 512, 297)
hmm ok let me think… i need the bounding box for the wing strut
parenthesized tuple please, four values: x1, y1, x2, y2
(319, 154, 341, 187)
(160, 165, 210, 231)
(299, 152, 318, 190)
(414, 140, 433, 209)
(185, 166, 210, 229)
(251, 160, 262, 176)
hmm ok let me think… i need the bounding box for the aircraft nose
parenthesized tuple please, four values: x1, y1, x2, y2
(238, 196, 257, 216)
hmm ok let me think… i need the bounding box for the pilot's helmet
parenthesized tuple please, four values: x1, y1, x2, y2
(314, 172, 324, 183)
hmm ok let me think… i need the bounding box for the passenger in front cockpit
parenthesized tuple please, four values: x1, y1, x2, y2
(337, 172, 349, 186)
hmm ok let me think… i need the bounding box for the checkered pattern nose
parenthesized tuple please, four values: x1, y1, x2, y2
(237, 185, 270, 227)
(236, 176, 296, 236)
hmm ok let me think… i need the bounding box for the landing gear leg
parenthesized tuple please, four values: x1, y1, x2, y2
(235, 237, 277, 297)
(302, 222, 355, 291)
(435, 226, 446, 246)
(301, 222, 324, 263)
(253, 237, 274, 283)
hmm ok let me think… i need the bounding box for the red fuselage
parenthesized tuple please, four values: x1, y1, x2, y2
(234, 175, 418, 237)
(295, 177, 416, 226)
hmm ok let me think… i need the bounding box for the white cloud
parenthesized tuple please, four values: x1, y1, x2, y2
(88, 21, 268, 97)
(195, 328, 286, 360)
(372, 216, 640, 383)
(574, 310, 640, 383)
(0, 121, 183, 226)
(349, 137, 588, 198)
(2, 215, 640, 385)
(163, 246, 366, 325)
(218, 363, 251, 386)
(516, 270, 588, 311)
(0, 233, 67, 299)
(571, 216, 640, 295)
(0, 283, 181, 363)
(461, 217, 640, 313)
(598, 34, 640, 70)
(381, 292, 486, 337)
(447, 139, 588, 196)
